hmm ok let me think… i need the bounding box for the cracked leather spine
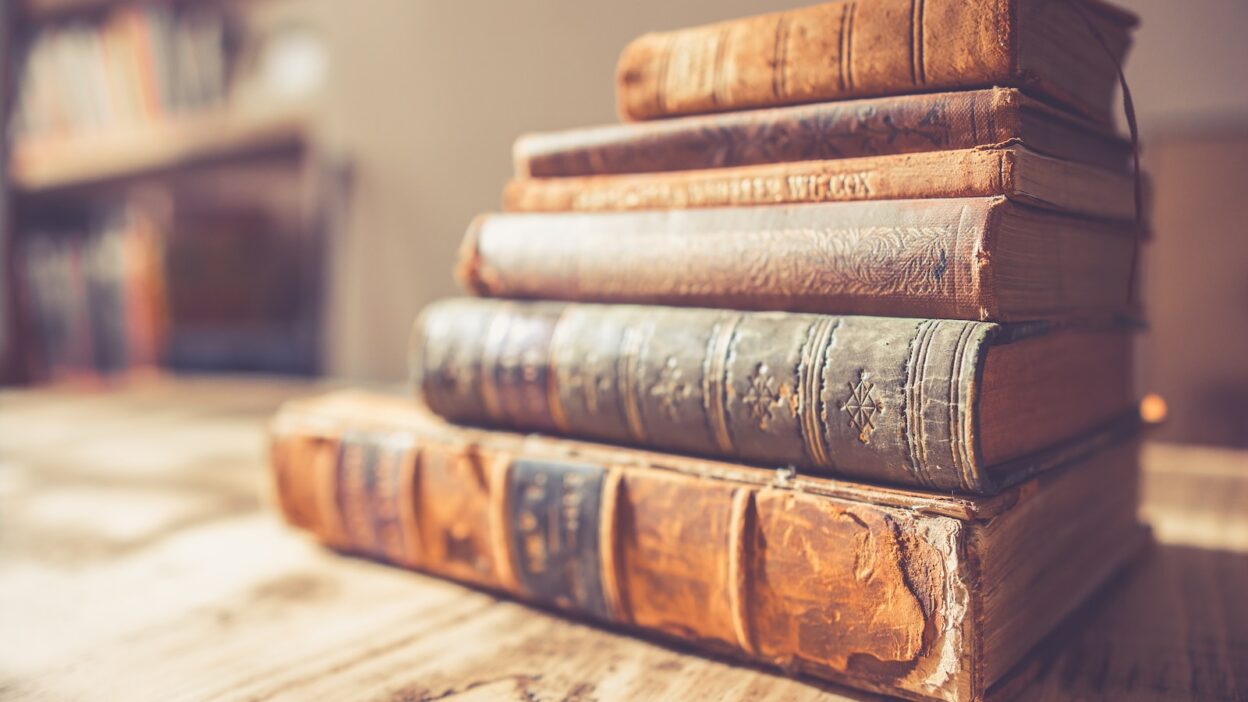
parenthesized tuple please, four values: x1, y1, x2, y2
(615, 0, 1133, 125)
(269, 394, 975, 702)
(514, 88, 1025, 178)
(458, 197, 1001, 322)
(413, 299, 999, 492)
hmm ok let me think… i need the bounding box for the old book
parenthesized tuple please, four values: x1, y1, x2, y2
(616, 0, 1135, 125)
(459, 197, 1138, 322)
(514, 88, 1131, 178)
(503, 146, 1136, 221)
(269, 391, 1147, 702)
(413, 299, 1136, 493)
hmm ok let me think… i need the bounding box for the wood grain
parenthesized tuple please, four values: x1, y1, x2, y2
(0, 378, 1244, 701)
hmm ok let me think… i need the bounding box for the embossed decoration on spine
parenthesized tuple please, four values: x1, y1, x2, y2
(508, 459, 611, 619)
(334, 431, 421, 565)
(416, 300, 999, 491)
(467, 199, 983, 318)
(841, 370, 884, 443)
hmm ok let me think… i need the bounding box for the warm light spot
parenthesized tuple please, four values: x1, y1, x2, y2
(1140, 393, 1167, 424)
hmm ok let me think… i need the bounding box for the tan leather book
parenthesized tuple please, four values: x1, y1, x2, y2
(503, 146, 1136, 221)
(413, 299, 1136, 493)
(616, 0, 1136, 125)
(514, 88, 1132, 178)
(459, 197, 1138, 322)
(269, 391, 1147, 702)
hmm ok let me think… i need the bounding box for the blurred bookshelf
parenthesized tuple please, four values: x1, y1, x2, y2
(1, 0, 342, 385)
(9, 104, 309, 192)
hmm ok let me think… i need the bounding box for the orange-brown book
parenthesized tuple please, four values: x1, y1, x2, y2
(616, 0, 1136, 125)
(460, 197, 1138, 323)
(503, 146, 1137, 221)
(269, 391, 1147, 702)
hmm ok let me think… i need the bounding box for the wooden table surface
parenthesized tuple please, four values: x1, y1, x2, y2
(1, 378, 1245, 702)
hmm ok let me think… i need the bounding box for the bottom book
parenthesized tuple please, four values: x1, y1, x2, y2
(268, 391, 1147, 702)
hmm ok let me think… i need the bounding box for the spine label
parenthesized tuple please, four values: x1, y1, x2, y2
(508, 459, 611, 619)
(334, 431, 421, 565)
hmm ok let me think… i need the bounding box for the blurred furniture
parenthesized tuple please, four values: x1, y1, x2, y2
(1141, 132, 1248, 448)
(0, 378, 1244, 701)
(1, 0, 338, 384)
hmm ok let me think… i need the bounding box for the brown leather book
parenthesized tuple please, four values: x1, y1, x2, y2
(616, 0, 1136, 125)
(503, 146, 1136, 221)
(515, 88, 1131, 177)
(413, 299, 1136, 493)
(459, 197, 1138, 322)
(269, 391, 1147, 702)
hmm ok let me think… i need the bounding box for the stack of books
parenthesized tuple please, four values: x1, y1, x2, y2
(269, 1, 1148, 699)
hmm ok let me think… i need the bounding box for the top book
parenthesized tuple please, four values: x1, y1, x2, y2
(616, 0, 1136, 125)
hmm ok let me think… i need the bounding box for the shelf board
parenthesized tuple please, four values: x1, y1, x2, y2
(8, 107, 310, 193)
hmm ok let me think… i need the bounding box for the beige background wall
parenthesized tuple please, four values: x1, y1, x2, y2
(305, 0, 1248, 444)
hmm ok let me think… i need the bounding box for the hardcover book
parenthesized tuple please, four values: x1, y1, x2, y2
(514, 88, 1131, 178)
(413, 299, 1136, 493)
(615, 0, 1136, 125)
(459, 197, 1138, 322)
(269, 391, 1147, 702)
(503, 146, 1137, 221)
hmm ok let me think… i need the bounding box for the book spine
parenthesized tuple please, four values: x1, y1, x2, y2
(515, 89, 1020, 178)
(616, 0, 1013, 121)
(414, 299, 999, 492)
(458, 198, 999, 321)
(269, 410, 974, 702)
(503, 148, 1013, 213)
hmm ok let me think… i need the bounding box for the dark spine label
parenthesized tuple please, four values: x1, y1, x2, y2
(335, 431, 416, 562)
(508, 459, 609, 619)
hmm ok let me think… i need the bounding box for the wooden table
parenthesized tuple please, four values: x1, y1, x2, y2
(1, 378, 1245, 701)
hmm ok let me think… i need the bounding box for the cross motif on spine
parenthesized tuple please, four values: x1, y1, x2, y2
(650, 356, 692, 420)
(564, 351, 612, 414)
(743, 362, 787, 431)
(841, 370, 883, 443)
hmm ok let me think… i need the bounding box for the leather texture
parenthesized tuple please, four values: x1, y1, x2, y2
(502, 146, 1137, 221)
(615, 0, 1133, 124)
(458, 197, 1135, 322)
(413, 299, 1001, 492)
(268, 391, 1142, 702)
(269, 393, 974, 701)
(514, 88, 1131, 177)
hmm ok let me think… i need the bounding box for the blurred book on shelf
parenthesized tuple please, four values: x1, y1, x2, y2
(2, 0, 339, 385)
(15, 202, 166, 383)
(10, 4, 231, 143)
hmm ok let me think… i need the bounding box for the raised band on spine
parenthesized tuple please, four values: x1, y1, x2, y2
(727, 487, 756, 655)
(703, 314, 743, 454)
(598, 466, 629, 624)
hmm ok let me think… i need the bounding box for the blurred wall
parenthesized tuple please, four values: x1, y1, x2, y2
(312, 1, 1248, 445)
(314, 0, 786, 381)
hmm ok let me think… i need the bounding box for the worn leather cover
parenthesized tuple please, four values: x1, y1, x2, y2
(413, 298, 1011, 492)
(515, 88, 1131, 177)
(615, 0, 1135, 124)
(268, 391, 1142, 702)
(458, 197, 1136, 322)
(502, 146, 1136, 221)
